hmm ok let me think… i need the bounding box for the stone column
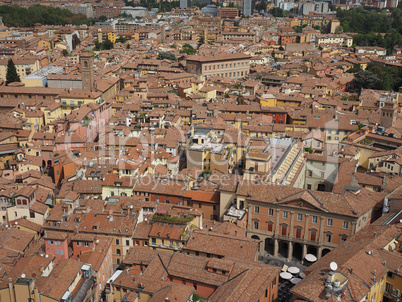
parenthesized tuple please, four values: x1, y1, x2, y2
(289, 211, 295, 238)
(287, 242, 293, 261)
(302, 244, 308, 260)
(351, 221, 357, 236)
(275, 209, 280, 235)
(318, 246, 323, 259)
(248, 204, 252, 231)
(304, 214, 310, 240)
(319, 216, 325, 244)
(259, 237, 265, 253)
(274, 239, 279, 257)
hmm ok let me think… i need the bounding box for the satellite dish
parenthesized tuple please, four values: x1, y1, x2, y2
(21, 274, 26, 278)
(330, 262, 338, 271)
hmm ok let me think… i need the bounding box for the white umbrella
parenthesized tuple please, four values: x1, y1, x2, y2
(299, 272, 306, 279)
(305, 254, 317, 262)
(288, 266, 300, 274)
(280, 272, 292, 280)
(291, 278, 302, 285)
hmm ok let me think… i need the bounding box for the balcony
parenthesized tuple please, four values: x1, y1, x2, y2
(149, 242, 183, 250)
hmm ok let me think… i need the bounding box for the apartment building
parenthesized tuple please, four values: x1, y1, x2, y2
(186, 53, 251, 79)
(316, 34, 353, 47)
(222, 180, 384, 261)
(0, 58, 40, 82)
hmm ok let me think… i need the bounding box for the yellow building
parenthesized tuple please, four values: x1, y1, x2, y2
(257, 93, 277, 107)
(98, 31, 116, 44)
(24, 110, 45, 133)
(41, 102, 63, 126)
(38, 38, 53, 52)
(108, 31, 116, 43)
(0, 58, 40, 82)
(198, 85, 216, 99)
(56, 90, 102, 115)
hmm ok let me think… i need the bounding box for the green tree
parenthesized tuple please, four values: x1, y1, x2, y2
(197, 36, 205, 48)
(6, 59, 20, 85)
(0, 4, 92, 27)
(351, 70, 380, 93)
(346, 64, 362, 73)
(116, 37, 127, 43)
(180, 44, 197, 55)
(268, 7, 284, 17)
(255, 0, 267, 12)
(279, 46, 285, 51)
(102, 39, 114, 50)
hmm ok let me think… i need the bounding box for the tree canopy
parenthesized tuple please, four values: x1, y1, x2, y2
(94, 39, 114, 51)
(6, 59, 21, 85)
(336, 6, 402, 52)
(180, 44, 197, 55)
(0, 4, 96, 27)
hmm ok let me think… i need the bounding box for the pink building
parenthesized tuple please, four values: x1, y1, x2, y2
(44, 231, 69, 264)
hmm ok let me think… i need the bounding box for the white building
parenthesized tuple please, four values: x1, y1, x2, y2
(121, 6, 148, 18)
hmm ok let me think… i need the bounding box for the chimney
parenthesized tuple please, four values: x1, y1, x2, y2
(8, 278, 15, 302)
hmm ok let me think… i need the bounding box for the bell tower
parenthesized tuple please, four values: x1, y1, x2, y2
(80, 53, 94, 91)
(380, 93, 398, 129)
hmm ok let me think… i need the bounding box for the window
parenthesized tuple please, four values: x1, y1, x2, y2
(116, 239, 120, 245)
(307, 184, 312, 190)
(325, 233, 332, 242)
(83, 242, 90, 247)
(47, 240, 53, 245)
(297, 214, 303, 221)
(327, 218, 333, 226)
(385, 282, 393, 294)
(340, 235, 348, 243)
(268, 209, 274, 216)
(281, 225, 287, 236)
(343, 221, 349, 229)
(312, 216, 318, 224)
(283, 211, 288, 218)
(308, 170, 313, 177)
(126, 240, 130, 246)
(116, 249, 121, 255)
(30, 211, 35, 218)
(267, 222, 273, 232)
(254, 221, 259, 229)
(310, 230, 317, 241)
(55, 249, 59, 255)
(254, 206, 259, 213)
(321, 172, 325, 179)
